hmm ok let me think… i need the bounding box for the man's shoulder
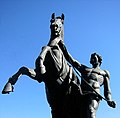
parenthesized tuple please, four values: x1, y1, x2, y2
(81, 64, 92, 72)
(103, 70, 110, 79)
(81, 64, 89, 69)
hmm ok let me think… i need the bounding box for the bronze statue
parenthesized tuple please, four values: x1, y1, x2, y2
(62, 50, 116, 118)
(2, 13, 116, 118)
(2, 13, 82, 118)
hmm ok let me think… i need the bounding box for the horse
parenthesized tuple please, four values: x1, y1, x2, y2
(2, 13, 82, 118)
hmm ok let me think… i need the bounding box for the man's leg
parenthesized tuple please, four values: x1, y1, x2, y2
(84, 98, 100, 118)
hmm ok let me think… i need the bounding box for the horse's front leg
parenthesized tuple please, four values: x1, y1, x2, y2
(2, 66, 38, 94)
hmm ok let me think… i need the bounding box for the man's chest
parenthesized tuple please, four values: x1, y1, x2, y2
(84, 68, 106, 85)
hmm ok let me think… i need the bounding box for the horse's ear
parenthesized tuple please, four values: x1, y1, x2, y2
(51, 13, 55, 20)
(61, 13, 64, 24)
(61, 13, 64, 20)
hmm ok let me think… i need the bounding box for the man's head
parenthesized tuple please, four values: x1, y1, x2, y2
(90, 53, 102, 67)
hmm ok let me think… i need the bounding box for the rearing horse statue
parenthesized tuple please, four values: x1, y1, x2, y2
(2, 13, 82, 118)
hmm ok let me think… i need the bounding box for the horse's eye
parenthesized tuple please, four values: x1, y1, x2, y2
(55, 24, 58, 28)
(56, 23, 61, 29)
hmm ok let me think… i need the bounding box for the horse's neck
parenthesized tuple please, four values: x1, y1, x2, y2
(48, 37, 63, 46)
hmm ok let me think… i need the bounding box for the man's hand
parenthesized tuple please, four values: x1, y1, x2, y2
(73, 60, 80, 67)
(107, 100, 116, 108)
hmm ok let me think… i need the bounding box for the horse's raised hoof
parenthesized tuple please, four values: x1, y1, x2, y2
(2, 82, 14, 94)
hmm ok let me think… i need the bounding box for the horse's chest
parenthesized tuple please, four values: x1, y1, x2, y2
(51, 47, 63, 66)
(52, 47, 62, 59)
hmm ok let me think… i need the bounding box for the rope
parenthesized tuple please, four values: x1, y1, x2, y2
(72, 65, 109, 102)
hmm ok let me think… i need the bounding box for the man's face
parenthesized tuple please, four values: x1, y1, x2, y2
(90, 54, 99, 66)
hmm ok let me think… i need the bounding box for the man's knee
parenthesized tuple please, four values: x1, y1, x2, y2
(89, 106, 96, 118)
(88, 100, 99, 118)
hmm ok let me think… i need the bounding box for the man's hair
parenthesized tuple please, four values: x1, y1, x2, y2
(90, 53, 102, 65)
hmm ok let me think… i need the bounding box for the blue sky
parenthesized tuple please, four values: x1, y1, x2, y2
(0, 0, 120, 118)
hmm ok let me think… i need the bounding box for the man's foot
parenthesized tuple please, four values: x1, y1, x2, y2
(2, 82, 14, 94)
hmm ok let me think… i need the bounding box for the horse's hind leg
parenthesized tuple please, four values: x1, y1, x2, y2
(2, 66, 38, 94)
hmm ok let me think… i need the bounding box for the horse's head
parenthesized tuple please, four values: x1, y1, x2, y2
(50, 13, 64, 40)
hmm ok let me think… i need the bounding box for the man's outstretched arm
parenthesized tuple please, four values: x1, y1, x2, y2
(58, 40, 82, 71)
